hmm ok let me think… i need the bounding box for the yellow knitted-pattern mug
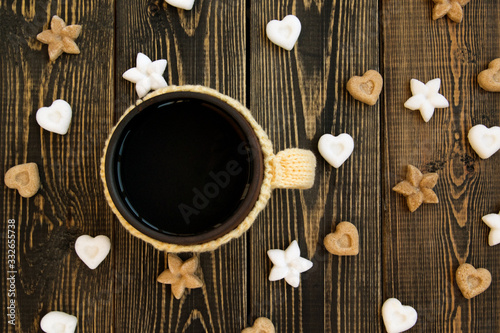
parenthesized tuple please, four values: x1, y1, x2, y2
(101, 85, 316, 253)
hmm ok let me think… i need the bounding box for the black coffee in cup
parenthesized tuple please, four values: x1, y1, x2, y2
(108, 96, 261, 241)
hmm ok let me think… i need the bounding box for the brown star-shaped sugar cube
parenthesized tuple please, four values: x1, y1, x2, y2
(432, 0, 470, 23)
(157, 254, 203, 299)
(37, 15, 82, 61)
(392, 165, 439, 212)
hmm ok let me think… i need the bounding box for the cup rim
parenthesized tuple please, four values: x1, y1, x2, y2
(103, 91, 264, 245)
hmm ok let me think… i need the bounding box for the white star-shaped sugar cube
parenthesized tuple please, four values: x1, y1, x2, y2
(122, 52, 168, 98)
(267, 240, 313, 288)
(404, 78, 449, 122)
(482, 212, 500, 246)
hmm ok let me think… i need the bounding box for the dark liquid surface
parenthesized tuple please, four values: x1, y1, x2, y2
(114, 99, 252, 236)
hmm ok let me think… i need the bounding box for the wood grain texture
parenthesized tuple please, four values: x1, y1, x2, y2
(2, 0, 500, 332)
(382, 0, 500, 332)
(249, 1, 381, 332)
(0, 0, 115, 332)
(114, 0, 247, 331)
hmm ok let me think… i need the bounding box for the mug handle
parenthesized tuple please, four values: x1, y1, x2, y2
(270, 149, 317, 189)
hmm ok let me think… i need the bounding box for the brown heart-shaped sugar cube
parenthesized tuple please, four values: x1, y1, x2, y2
(324, 221, 359, 256)
(478, 58, 500, 92)
(241, 317, 275, 333)
(346, 70, 383, 106)
(4, 163, 40, 198)
(456, 263, 491, 299)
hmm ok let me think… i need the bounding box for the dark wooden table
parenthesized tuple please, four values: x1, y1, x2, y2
(1, 0, 499, 332)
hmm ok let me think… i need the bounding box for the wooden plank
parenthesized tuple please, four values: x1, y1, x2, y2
(114, 0, 247, 331)
(0, 0, 115, 332)
(249, 1, 381, 331)
(382, 1, 500, 331)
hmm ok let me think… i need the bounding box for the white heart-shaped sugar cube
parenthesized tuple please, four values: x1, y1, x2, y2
(382, 298, 418, 333)
(40, 311, 77, 333)
(266, 15, 301, 51)
(75, 235, 111, 269)
(318, 133, 354, 168)
(36, 100, 72, 135)
(482, 212, 500, 246)
(165, 0, 195, 10)
(468, 124, 500, 159)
